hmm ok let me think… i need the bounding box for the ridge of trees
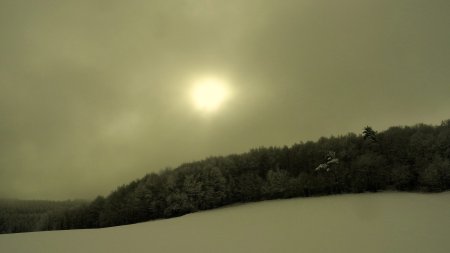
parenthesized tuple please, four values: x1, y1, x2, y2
(0, 199, 85, 233)
(1, 120, 450, 233)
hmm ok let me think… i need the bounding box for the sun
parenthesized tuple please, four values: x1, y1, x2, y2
(190, 77, 230, 112)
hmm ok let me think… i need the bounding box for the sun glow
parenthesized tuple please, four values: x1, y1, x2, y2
(191, 77, 230, 112)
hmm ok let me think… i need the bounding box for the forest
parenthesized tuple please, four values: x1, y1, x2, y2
(1, 120, 449, 234)
(0, 199, 85, 233)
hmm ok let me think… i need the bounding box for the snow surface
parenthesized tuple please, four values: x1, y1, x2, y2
(1, 192, 450, 253)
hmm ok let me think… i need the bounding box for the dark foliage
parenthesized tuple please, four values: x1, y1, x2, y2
(2, 120, 450, 234)
(0, 199, 85, 233)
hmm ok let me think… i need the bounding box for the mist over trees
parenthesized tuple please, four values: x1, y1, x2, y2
(0, 200, 85, 233)
(1, 120, 450, 234)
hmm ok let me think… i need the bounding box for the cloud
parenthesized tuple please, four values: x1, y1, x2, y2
(1, 0, 449, 199)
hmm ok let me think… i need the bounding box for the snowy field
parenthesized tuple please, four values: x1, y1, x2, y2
(1, 192, 450, 253)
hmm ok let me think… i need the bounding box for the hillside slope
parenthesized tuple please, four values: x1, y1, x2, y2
(3, 121, 449, 233)
(1, 192, 450, 253)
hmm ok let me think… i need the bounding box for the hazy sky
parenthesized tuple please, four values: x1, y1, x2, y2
(1, 0, 449, 200)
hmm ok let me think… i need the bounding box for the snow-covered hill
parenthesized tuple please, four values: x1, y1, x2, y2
(1, 192, 450, 253)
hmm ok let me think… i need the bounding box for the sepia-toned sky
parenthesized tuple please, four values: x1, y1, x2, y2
(1, 0, 449, 200)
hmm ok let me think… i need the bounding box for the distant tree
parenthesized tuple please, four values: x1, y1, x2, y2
(391, 165, 415, 190)
(297, 172, 312, 196)
(378, 126, 412, 165)
(198, 166, 227, 209)
(263, 169, 289, 198)
(137, 173, 168, 219)
(419, 156, 450, 192)
(409, 125, 436, 168)
(436, 121, 450, 160)
(183, 174, 203, 211)
(315, 151, 339, 172)
(363, 126, 377, 142)
(233, 172, 264, 202)
(351, 152, 387, 192)
(164, 191, 193, 217)
(85, 196, 105, 227)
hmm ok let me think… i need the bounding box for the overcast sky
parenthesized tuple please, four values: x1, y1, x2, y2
(1, 0, 449, 200)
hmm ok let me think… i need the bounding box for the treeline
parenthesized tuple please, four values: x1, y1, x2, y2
(0, 199, 85, 233)
(2, 120, 450, 233)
